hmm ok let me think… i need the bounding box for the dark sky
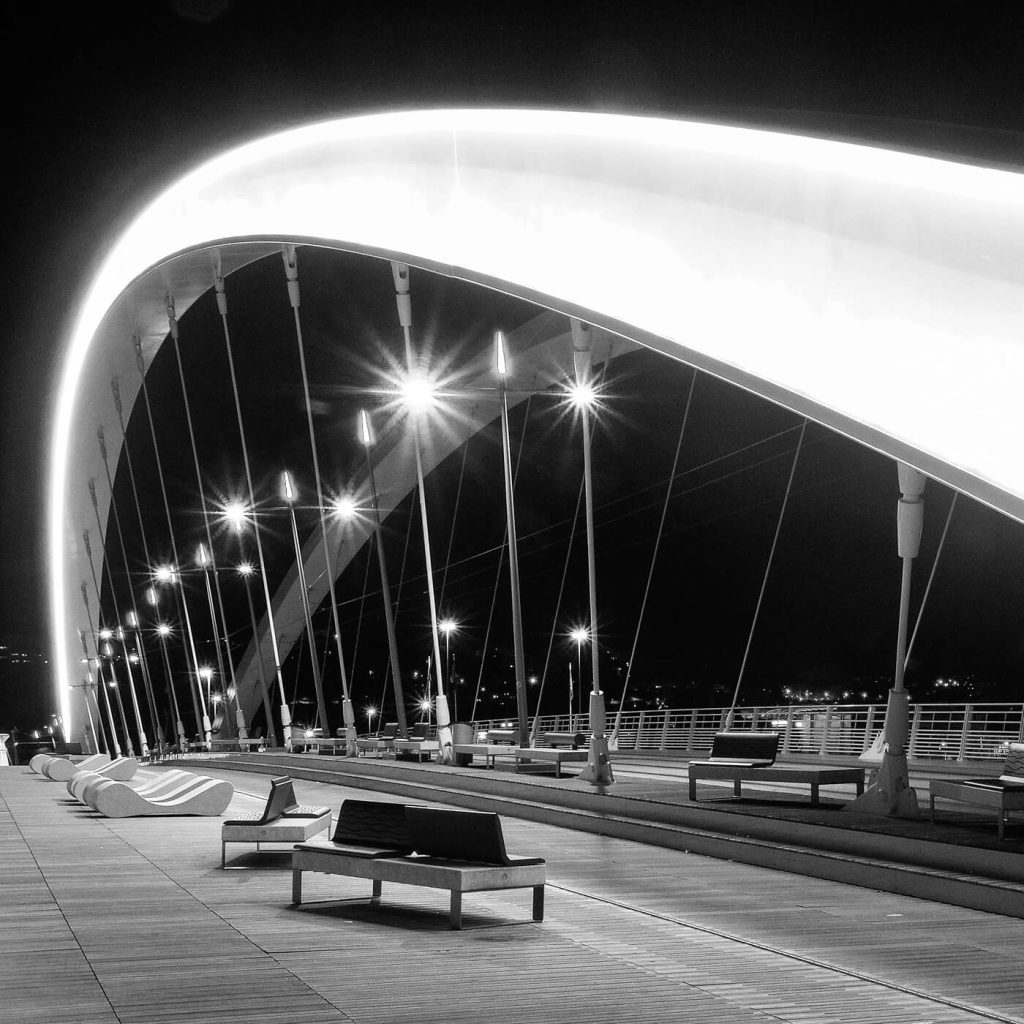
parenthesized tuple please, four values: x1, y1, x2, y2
(3, 1, 1024, 731)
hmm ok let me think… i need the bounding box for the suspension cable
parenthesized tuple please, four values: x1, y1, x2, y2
(729, 418, 808, 715)
(613, 371, 697, 738)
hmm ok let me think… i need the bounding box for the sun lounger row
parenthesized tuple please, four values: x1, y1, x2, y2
(39, 754, 138, 782)
(30, 751, 111, 778)
(66, 766, 233, 817)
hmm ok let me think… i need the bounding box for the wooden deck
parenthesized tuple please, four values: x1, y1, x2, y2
(3, 764, 1023, 1024)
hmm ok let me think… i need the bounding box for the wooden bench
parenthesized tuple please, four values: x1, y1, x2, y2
(356, 722, 399, 757)
(293, 801, 546, 929)
(514, 747, 589, 777)
(222, 776, 331, 866)
(929, 743, 1024, 840)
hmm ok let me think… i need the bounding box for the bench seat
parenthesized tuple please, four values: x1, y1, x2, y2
(222, 776, 331, 865)
(514, 747, 589, 777)
(452, 743, 518, 768)
(688, 764, 865, 805)
(929, 745, 1024, 839)
(292, 802, 545, 929)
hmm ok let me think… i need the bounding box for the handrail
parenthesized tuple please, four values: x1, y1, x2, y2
(468, 702, 1023, 762)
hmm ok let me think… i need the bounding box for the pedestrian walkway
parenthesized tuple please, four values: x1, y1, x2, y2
(4, 764, 1023, 1023)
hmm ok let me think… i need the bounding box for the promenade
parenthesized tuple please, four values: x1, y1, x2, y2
(4, 762, 1023, 1024)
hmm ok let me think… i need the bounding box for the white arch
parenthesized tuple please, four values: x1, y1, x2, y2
(51, 108, 1024, 739)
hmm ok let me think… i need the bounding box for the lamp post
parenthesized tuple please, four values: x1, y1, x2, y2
(358, 409, 409, 739)
(570, 627, 589, 730)
(391, 261, 453, 764)
(439, 618, 459, 721)
(124, 609, 163, 753)
(569, 318, 614, 786)
(154, 618, 188, 751)
(235, 559, 278, 747)
(102, 640, 134, 758)
(196, 543, 231, 739)
(281, 471, 330, 740)
(495, 330, 530, 744)
(365, 705, 377, 736)
(198, 665, 215, 723)
(110, 625, 149, 757)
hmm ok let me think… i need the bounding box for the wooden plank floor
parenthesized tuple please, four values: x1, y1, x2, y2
(3, 765, 1022, 1024)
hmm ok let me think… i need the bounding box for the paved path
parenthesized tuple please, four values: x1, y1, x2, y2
(3, 764, 1022, 1024)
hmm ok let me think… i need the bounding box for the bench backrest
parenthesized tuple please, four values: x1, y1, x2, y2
(406, 806, 512, 865)
(407, 722, 430, 741)
(1000, 742, 1024, 784)
(708, 731, 780, 765)
(246, 776, 297, 825)
(332, 799, 413, 852)
(379, 722, 399, 740)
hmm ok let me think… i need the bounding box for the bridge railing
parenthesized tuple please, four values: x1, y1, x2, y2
(469, 702, 1024, 762)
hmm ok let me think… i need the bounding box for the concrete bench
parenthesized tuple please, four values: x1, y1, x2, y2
(293, 801, 545, 929)
(485, 729, 519, 745)
(222, 776, 330, 866)
(393, 723, 435, 761)
(356, 722, 399, 757)
(929, 743, 1024, 839)
(452, 743, 519, 769)
(540, 731, 587, 748)
(514, 747, 589, 778)
(90, 774, 233, 817)
(688, 764, 866, 805)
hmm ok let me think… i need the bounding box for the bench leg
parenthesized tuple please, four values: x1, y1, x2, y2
(450, 890, 462, 929)
(929, 794, 936, 822)
(688, 777, 697, 801)
(856, 779, 865, 796)
(221, 842, 226, 869)
(292, 867, 302, 905)
(733, 779, 742, 798)
(371, 879, 382, 904)
(810, 782, 819, 806)
(533, 885, 544, 922)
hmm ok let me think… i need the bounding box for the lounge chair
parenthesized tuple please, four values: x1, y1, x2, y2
(356, 722, 399, 756)
(44, 754, 137, 783)
(91, 775, 234, 818)
(34, 752, 109, 777)
(70, 768, 197, 805)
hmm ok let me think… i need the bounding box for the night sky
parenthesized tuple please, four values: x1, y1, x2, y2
(4, 1, 1024, 733)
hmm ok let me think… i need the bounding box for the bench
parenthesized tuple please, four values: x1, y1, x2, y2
(356, 722, 399, 757)
(514, 747, 589, 777)
(929, 743, 1024, 840)
(687, 731, 864, 805)
(222, 776, 331, 866)
(292, 801, 546, 929)
(452, 743, 519, 769)
(688, 764, 866, 805)
(540, 731, 587, 749)
(393, 723, 436, 761)
(485, 729, 519, 745)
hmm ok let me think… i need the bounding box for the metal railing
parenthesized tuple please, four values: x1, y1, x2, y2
(470, 702, 1024, 762)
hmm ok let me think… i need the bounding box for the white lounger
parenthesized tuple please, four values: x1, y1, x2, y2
(91, 776, 234, 818)
(71, 768, 197, 805)
(34, 752, 110, 777)
(44, 755, 137, 783)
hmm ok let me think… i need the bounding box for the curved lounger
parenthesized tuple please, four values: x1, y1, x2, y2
(45, 754, 135, 783)
(72, 768, 198, 805)
(83, 773, 207, 810)
(92, 776, 234, 818)
(37, 752, 110, 778)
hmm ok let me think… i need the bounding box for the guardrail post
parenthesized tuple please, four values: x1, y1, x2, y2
(636, 711, 645, 750)
(782, 706, 795, 753)
(660, 711, 670, 752)
(750, 707, 761, 732)
(687, 710, 698, 754)
(908, 703, 923, 759)
(958, 704, 973, 761)
(862, 705, 877, 752)
(819, 705, 833, 756)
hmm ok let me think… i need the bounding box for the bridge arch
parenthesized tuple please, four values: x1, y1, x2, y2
(51, 108, 1024, 739)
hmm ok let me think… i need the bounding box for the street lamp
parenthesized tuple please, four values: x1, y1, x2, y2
(281, 470, 330, 741)
(153, 564, 206, 745)
(234, 559, 278, 747)
(569, 317, 614, 786)
(439, 617, 459, 720)
(365, 705, 377, 735)
(196, 542, 228, 740)
(495, 330, 529, 745)
(196, 664, 214, 745)
(570, 627, 589, 729)
(358, 409, 409, 739)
